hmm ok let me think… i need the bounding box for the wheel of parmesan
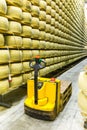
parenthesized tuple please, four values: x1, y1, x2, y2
(46, 6, 51, 15)
(39, 21, 46, 31)
(0, 50, 9, 63)
(51, 1, 56, 9)
(32, 50, 39, 58)
(45, 24, 51, 33)
(22, 26, 32, 37)
(39, 41, 45, 49)
(7, 6, 22, 21)
(22, 0, 31, 12)
(8, 21, 22, 35)
(10, 50, 22, 62)
(0, 65, 9, 79)
(39, 11, 46, 21)
(31, 0, 39, 6)
(31, 17, 39, 29)
(22, 38, 32, 49)
(0, 34, 4, 46)
(51, 18, 55, 26)
(51, 9, 55, 18)
(31, 5, 40, 17)
(23, 62, 31, 72)
(78, 90, 87, 116)
(31, 40, 39, 49)
(39, 50, 46, 58)
(46, 0, 51, 6)
(22, 12, 31, 25)
(46, 15, 51, 24)
(0, 16, 9, 33)
(22, 50, 32, 60)
(39, 0, 46, 11)
(0, 0, 7, 15)
(0, 80, 9, 94)
(10, 75, 23, 89)
(39, 31, 45, 40)
(31, 29, 39, 39)
(23, 73, 32, 84)
(78, 71, 87, 95)
(6, 0, 23, 7)
(10, 63, 23, 75)
(6, 36, 22, 48)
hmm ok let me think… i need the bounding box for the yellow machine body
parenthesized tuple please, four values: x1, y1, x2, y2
(24, 77, 61, 120)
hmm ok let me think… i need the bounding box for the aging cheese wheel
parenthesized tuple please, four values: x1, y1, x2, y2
(0, 65, 9, 79)
(22, 50, 32, 60)
(22, 38, 32, 48)
(23, 62, 31, 72)
(22, 0, 31, 12)
(32, 50, 39, 58)
(31, 5, 39, 17)
(8, 21, 22, 35)
(31, 0, 39, 6)
(10, 50, 22, 62)
(39, 11, 46, 21)
(46, 6, 51, 15)
(23, 73, 32, 83)
(10, 63, 23, 74)
(0, 0, 7, 15)
(31, 40, 39, 49)
(22, 26, 32, 37)
(6, 0, 23, 7)
(31, 17, 39, 29)
(10, 75, 23, 89)
(0, 16, 9, 33)
(0, 34, 4, 46)
(32, 29, 39, 39)
(0, 80, 9, 94)
(7, 6, 22, 21)
(39, 21, 46, 31)
(6, 36, 22, 48)
(39, 0, 46, 11)
(22, 12, 31, 25)
(0, 50, 9, 63)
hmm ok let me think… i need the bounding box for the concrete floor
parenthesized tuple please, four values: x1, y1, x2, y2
(0, 58, 87, 130)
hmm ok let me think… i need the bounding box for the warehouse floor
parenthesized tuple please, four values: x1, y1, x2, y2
(0, 58, 87, 130)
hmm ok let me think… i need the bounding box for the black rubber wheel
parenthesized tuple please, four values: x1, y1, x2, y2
(84, 121, 87, 129)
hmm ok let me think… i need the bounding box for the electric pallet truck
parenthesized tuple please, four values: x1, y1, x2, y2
(24, 56, 72, 121)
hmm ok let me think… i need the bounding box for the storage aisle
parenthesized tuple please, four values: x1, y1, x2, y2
(1, 58, 87, 130)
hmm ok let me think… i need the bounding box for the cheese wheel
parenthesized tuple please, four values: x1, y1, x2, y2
(39, 21, 46, 31)
(39, 50, 46, 58)
(39, 0, 46, 11)
(10, 50, 22, 62)
(23, 73, 32, 83)
(45, 24, 51, 33)
(22, 26, 32, 37)
(0, 0, 7, 15)
(51, 18, 55, 26)
(32, 29, 39, 39)
(0, 34, 4, 46)
(46, 6, 51, 15)
(6, 36, 22, 48)
(32, 50, 39, 58)
(31, 5, 39, 17)
(0, 65, 9, 79)
(51, 9, 55, 18)
(7, 6, 22, 21)
(31, 0, 39, 6)
(8, 21, 22, 35)
(0, 16, 9, 33)
(6, 0, 23, 7)
(22, 38, 32, 48)
(39, 41, 45, 49)
(51, 1, 56, 9)
(0, 80, 9, 94)
(0, 50, 9, 63)
(22, 50, 32, 60)
(31, 40, 39, 49)
(10, 63, 23, 74)
(22, 0, 31, 12)
(22, 12, 31, 25)
(46, 0, 51, 6)
(23, 62, 31, 72)
(39, 31, 45, 40)
(46, 15, 51, 24)
(31, 17, 39, 29)
(39, 11, 46, 21)
(10, 75, 23, 89)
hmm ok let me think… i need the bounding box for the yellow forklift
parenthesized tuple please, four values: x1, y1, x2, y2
(24, 56, 72, 120)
